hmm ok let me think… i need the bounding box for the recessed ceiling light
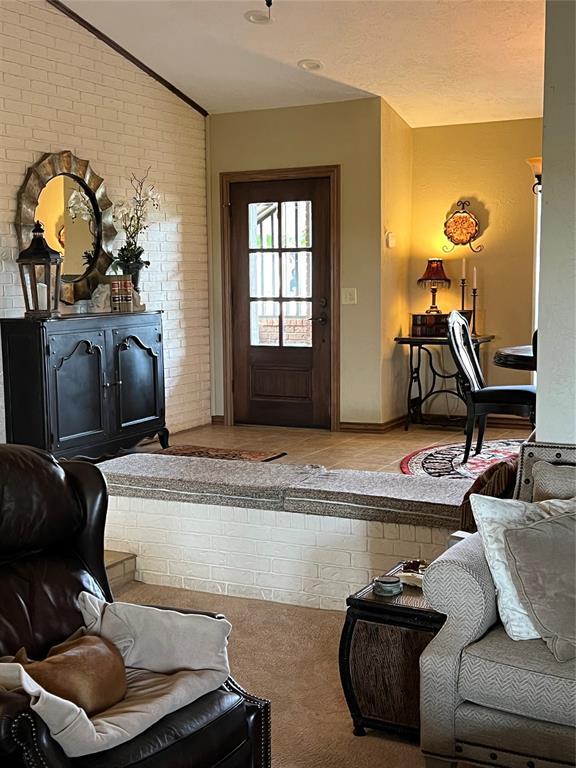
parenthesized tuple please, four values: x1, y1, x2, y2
(297, 59, 323, 72)
(244, 9, 271, 24)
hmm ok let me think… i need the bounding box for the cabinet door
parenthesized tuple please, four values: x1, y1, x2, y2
(48, 329, 110, 452)
(112, 323, 164, 434)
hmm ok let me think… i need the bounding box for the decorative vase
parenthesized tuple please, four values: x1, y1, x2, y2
(120, 262, 143, 292)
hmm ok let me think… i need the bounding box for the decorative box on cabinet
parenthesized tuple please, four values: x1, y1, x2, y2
(1, 311, 169, 459)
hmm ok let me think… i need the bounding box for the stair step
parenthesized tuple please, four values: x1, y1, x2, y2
(105, 549, 136, 592)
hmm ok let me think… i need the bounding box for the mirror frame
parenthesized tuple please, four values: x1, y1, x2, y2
(16, 150, 117, 301)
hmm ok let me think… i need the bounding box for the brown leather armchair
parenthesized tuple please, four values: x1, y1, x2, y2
(0, 445, 271, 768)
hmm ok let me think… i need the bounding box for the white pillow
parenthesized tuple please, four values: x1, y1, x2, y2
(470, 494, 574, 640)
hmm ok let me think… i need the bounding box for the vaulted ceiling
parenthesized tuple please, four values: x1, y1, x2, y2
(65, 0, 545, 126)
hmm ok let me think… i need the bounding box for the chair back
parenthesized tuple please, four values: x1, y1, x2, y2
(0, 445, 110, 658)
(447, 311, 485, 392)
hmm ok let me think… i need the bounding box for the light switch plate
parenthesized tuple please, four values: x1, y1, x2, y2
(341, 287, 358, 305)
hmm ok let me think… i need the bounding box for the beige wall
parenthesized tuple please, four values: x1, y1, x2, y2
(537, 0, 576, 442)
(209, 103, 541, 426)
(208, 97, 387, 422)
(0, 0, 210, 438)
(380, 100, 413, 422)
(410, 118, 543, 397)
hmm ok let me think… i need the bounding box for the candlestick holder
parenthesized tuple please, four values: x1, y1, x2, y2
(459, 278, 467, 311)
(471, 288, 478, 335)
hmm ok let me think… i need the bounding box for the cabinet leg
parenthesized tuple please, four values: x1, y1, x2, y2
(158, 427, 170, 449)
(353, 722, 366, 737)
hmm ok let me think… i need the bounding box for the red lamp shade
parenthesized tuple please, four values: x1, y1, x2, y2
(417, 259, 451, 288)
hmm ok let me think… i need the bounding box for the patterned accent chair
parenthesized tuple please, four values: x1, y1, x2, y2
(419, 440, 576, 768)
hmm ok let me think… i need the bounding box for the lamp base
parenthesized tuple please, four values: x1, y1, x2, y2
(425, 286, 441, 314)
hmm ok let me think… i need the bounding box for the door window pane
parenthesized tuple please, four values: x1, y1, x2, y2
(250, 301, 280, 346)
(248, 202, 279, 248)
(281, 201, 312, 248)
(283, 301, 312, 347)
(282, 251, 312, 298)
(250, 252, 279, 297)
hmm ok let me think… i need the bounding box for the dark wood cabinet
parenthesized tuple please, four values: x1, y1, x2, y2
(1, 311, 169, 459)
(339, 564, 445, 740)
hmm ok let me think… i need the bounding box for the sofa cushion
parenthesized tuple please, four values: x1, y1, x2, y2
(505, 510, 576, 662)
(459, 624, 576, 726)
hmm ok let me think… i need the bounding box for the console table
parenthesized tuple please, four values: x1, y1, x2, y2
(339, 563, 445, 739)
(394, 335, 494, 428)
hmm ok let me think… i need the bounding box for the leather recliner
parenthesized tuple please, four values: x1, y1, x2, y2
(0, 445, 271, 768)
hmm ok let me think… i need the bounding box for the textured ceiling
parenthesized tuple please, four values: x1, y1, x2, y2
(64, 0, 545, 126)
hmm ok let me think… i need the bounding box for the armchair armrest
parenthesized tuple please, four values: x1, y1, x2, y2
(145, 605, 224, 620)
(0, 691, 71, 768)
(420, 533, 498, 759)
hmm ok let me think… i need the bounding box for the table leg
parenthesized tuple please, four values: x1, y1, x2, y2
(405, 344, 424, 429)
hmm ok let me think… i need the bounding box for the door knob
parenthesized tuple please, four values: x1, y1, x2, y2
(308, 311, 328, 326)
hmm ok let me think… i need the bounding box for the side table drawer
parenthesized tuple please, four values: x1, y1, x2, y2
(349, 619, 435, 730)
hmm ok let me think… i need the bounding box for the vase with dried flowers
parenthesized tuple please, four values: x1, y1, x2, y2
(112, 168, 159, 291)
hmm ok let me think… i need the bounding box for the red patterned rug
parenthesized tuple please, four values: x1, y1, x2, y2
(400, 439, 524, 479)
(154, 445, 287, 462)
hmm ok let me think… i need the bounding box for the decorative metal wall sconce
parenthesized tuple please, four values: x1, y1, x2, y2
(442, 200, 484, 254)
(527, 157, 542, 195)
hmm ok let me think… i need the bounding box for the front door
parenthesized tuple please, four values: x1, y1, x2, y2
(230, 177, 332, 427)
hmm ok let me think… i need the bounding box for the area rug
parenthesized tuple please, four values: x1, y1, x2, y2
(153, 445, 287, 462)
(400, 439, 524, 479)
(117, 582, 424, 768)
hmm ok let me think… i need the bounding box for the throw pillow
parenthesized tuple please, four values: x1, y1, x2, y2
(470, 494, 575, 640)
(504, 510, 576, 661)
(532, 460, 576, 502)
(459, 459, 518, 532)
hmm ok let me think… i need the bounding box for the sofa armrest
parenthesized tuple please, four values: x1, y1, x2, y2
(420, 533, 498, 759)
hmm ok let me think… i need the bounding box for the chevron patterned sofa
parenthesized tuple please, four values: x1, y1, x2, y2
(419, 440, 576, 768)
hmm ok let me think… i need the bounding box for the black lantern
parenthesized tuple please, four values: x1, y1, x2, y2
(16, 220, 62, 318)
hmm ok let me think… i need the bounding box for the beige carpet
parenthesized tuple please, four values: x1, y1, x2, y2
(117, 582, 426, 768)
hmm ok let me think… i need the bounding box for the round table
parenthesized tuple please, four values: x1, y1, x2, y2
(493, 345, 536, 371)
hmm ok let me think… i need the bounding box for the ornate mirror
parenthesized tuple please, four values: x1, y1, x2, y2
(16, 151, 117, 302)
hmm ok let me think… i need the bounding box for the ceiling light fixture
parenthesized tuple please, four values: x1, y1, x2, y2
(245, 0, 273, 24)
(297, 59, 323, 72)
(244, 10, 271, 24)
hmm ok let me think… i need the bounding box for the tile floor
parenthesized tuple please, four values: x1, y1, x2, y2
(161, 421, 531, 472)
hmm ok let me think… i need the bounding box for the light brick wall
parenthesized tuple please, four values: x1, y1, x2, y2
(0, 0, 210, 438)
(107, 494, 450, 610)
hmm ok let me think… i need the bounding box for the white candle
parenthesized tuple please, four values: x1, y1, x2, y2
(473, 267, 477, 290)
(37, 282, 48, 310)
(462, 258, 466, 280)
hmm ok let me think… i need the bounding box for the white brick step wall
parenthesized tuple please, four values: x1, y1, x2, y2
(106, 495, 450, 611)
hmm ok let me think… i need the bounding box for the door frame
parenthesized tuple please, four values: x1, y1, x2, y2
(220, 165, 341, 430)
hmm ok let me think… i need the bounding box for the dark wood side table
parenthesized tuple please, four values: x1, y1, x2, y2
(339, 564, 445, 740)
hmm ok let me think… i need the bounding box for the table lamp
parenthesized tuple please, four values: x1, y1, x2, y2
(417, 258, 451, 314)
